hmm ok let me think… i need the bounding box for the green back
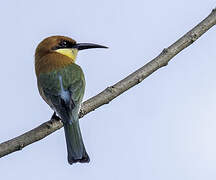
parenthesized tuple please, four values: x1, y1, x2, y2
(38, 63, 85, 121)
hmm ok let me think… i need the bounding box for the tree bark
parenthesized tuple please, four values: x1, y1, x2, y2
(0, 9, 216, 158)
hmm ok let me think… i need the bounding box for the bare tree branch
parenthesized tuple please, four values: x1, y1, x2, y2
(1, 9, 216, 159)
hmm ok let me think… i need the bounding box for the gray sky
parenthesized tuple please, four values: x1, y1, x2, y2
(0, 0, 216, 179)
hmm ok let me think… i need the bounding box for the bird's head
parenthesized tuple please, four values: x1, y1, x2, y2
(35, 35, 107, 62)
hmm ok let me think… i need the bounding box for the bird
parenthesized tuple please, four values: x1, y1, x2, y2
(35, 35, 107, 164)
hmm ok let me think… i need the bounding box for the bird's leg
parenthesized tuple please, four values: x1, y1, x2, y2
(51, 112, 61, 121)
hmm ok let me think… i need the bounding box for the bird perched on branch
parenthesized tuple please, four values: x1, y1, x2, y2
(35, 35, 107, 164)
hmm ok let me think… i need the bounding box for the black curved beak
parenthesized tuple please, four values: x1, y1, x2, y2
(75, 43, 108, 50)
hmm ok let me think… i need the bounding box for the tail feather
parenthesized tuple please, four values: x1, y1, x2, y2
(63, 120, 90, 164)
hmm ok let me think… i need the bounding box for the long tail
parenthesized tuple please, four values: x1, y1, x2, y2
(63, 120, 90, 164)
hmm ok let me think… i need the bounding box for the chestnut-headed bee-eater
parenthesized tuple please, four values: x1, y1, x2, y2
(35, 36, 107, 164)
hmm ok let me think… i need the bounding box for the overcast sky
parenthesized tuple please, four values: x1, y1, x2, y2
(0, 0, 216, 180)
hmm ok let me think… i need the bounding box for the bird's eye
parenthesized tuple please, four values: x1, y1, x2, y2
(52, 40, 74, 50)
(60, 40, 68, 47)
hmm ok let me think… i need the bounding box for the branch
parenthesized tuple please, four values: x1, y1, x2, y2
(1, 9, 216, 158)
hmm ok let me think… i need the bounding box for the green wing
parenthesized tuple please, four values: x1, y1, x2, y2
(38, 63, 85, 122)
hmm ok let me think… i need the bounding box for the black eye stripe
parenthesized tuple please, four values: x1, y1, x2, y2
(59, 40, 71, 47)
(52, 40, 75, 50)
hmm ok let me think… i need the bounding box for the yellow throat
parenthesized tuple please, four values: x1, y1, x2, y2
(55, 48, 78, 62)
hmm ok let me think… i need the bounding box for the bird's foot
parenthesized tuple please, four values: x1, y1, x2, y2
(51, 112, 61, 121)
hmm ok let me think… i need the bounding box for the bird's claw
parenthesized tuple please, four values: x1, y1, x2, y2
(51, 112, 61, 121)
